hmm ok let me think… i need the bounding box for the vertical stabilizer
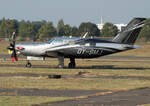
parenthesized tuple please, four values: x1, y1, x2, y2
(112, 18, 146, 44)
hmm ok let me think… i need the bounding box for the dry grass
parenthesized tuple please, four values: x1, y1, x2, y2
(1, 76, 150, 90)
(0, 57, 150, 90)
(0, 96, 71, 106)
(0, 42, 9, 54)
(112, 43, 150, 57)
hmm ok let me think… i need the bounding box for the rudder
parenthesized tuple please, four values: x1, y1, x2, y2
(112, 18, 146, 44)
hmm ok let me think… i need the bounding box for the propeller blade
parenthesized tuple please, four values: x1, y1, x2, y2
(8, 50, 13, 54)
(7, 32, 18, 62)
(11, 57, 18, 62)
(10, 50, 18, 62)
(12, 32, 16, 41)
(11, 57, 15, 62)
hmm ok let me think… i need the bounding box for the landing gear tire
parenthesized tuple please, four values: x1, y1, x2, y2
(68, 62, 76, 68)
(25, 61, 32, 68)
(58, 65, 63, 68)
(68, 58, 76, 68)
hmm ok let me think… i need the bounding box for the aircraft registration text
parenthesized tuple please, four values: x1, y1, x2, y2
(77, 48, 100, 55)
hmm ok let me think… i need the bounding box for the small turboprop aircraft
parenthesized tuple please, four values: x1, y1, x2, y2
(7, 18, 146, 68)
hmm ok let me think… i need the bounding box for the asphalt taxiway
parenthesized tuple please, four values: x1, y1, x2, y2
(35, 87, 150, 106)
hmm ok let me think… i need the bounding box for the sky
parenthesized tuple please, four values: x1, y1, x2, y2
(0, 0, 150, 26)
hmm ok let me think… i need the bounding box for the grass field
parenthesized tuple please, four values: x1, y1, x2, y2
(0, 42, 150, 105)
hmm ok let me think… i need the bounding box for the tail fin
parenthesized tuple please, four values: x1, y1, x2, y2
(112, 18, 146, 44)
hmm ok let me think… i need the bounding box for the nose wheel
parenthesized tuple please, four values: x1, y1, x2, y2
(68, 58, 76, 68)
(25, 60, 32, 68)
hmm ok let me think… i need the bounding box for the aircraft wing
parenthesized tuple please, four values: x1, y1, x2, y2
(45, 42, 78, 57)
(45, 51, 59, 57)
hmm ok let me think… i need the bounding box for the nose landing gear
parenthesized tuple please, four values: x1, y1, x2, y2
(57, 56, 76, 68)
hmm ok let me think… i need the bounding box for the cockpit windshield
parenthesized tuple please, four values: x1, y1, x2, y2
(46, 37, 80, 44)
(46, 38, 54, 44)
(46, 38, 64, 44)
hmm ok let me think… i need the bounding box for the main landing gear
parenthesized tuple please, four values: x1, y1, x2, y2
(57, 56, 76, 68)
(68, 58, 76, 68)
(25, 60, 32, 68)
(58, 56, 64, 68)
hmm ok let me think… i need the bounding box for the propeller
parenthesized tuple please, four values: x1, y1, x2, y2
(7, 32, 18, 62)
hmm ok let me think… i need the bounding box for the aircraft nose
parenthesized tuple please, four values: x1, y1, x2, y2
(15, 44, 25, 51)
(16, 46, 25, 50)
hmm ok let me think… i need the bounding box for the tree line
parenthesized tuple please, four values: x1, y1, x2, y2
(0, 18, 149, 41)
(0, 18, 100, 41)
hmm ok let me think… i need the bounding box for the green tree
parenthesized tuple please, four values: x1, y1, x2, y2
(28, 23, 36, 41)
(0, 20, 2, 25)
(62, 24, 72, 36)
(39, 22, 57, 40)
(0, 18, 6, 37)
(0, 18, 18, 38)
(101, 22, 118, 37)
(57, 19, 65, 35)
(31, 20, 46, 41)
(139, 19, 150, 42)
(72, 26, 79, 36)
(19, 21, 26, 40)
(79, 22, 100, 37)
(57, 23, 74, 36)
(18, 21, 27, 40)
(18, 21, 36, 41)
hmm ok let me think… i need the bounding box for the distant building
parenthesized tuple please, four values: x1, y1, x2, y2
(96, 17, 127, 32)
(97, 23, 127, 32)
